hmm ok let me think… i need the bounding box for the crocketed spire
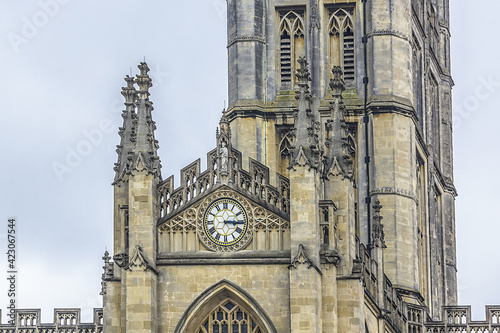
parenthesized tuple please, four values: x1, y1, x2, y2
(322, 66, 353, 180)
(113, 62, 161, 184)
(289, 57, 322, 170)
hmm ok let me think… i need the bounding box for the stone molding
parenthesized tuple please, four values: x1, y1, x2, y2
(367, 29, 409, 42)
(370, 187, 418, 203)
(288, 244, 322, 275)
(227, 36, 265, 48)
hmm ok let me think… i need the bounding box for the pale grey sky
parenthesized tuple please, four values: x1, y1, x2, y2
(0, 0, 498, 323)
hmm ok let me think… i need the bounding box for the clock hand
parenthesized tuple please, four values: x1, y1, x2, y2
(223, 220, 245, 224)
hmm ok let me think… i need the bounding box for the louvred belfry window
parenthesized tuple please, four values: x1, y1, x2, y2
(197, 300, 265, 333)
(328, 7, 355, 85)
(278, 10, 305, 90)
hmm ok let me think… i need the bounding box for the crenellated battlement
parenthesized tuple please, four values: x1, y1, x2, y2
(0, 308, 103, 333)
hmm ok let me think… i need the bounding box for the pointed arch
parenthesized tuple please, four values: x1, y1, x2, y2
(328, 7, 355, 84)
(278, 10, 305, 89)
(174, 280, 277, 333)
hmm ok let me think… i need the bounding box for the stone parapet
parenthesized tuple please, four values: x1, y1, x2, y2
(0, 308, 103, 333)
(425, 306, 500, 333)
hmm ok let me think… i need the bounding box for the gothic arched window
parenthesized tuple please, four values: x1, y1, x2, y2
(328, 8, 355, 84)
(278, 10, 305, 89)
(175, 280, 277, 333)
(197, 300, 264, 333)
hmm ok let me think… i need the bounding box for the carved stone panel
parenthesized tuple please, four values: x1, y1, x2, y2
(158, 187, 290, 253)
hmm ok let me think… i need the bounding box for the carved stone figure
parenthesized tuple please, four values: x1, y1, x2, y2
(220, 140, 228, 172)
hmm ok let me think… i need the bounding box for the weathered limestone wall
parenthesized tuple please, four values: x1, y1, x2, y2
(128, 172, 158, 260)
(369, 0, 412, 102)
(125, 270, 158, 333)
(321, 266, 338, 332)
(157, 265, 290, 332)
(124, 171, 159, 333)
(103, 280, 122, 333)
(371, 112, 419, 292)
(337, 278, 366, 332)
(289, 167, 323, 332)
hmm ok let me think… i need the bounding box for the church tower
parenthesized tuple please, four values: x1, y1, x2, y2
(102, 0, 459, 332)
(226, 0, 456, 317)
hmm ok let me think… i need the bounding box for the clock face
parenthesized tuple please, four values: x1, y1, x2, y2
(203, 198, 248, 247)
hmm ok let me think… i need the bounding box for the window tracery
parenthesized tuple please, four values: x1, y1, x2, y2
(197, 300, 264, 333)
(278, 10, 305, 89)
(328, 8, 355, 84)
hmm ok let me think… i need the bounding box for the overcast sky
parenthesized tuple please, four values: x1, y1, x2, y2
(0, 0, 499, 324)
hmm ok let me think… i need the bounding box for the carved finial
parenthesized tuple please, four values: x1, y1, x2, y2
(371, 200, 386, 248)
(138, 61, 149, 76)
(330, 66, 345, 96)
(219, 109, 230, 134)
(136, 62, 152, 98)
(322, 67, 354, 180)
(102, 250, 110, 263)
(289, 57, 322, 170)
(296, 57, 311, 86)
(121, 75, 137, 106)
(217, 109, 232, 177)
(100, 250, 113, 295)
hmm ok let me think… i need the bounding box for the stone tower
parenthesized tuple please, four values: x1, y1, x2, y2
(101, 0, 461, 332)
(226, 0, 456, 318)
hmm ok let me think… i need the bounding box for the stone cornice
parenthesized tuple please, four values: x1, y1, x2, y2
(370, 187, 418, 203)
(227, 35, 265, 48)
(157, 250, 290, 266)
(367, 29, 410, 42)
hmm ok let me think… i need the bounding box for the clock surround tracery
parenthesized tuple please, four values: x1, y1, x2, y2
(202, 197, 249, 248)
(158, 187, 291, 253)
(198, 190, 254, 252)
